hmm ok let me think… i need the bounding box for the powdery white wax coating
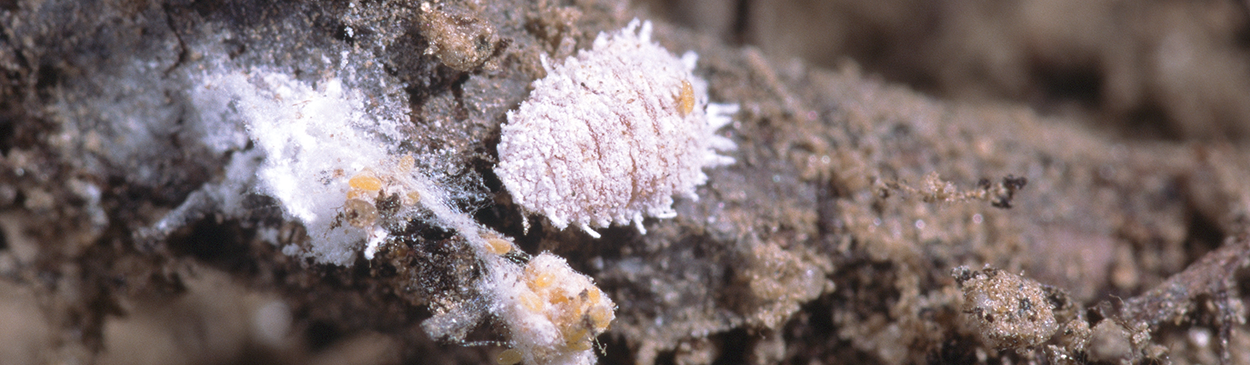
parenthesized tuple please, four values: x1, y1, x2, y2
(195, 70, 390, 266)
(486, 252, 615, 365)
(496, 19, 735, 235)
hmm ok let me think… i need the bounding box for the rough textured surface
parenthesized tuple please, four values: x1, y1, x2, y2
(641, 0, 1250, 140)
(2, 0, 1250, 364)
(953, 266, 1060, 349)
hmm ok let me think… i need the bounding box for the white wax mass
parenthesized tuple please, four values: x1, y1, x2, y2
(496, 19, 738, 238)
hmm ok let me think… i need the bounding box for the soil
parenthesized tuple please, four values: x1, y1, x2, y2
(1, 0, 1248, 364)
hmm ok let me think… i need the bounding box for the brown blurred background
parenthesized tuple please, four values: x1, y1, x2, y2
(638, 0, 1250, 141)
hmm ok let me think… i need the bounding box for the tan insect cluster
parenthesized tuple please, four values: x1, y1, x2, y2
(341, 155, 424, 229)
(335, 155, 433, 260)
(343, 171, 384, 227)
(495, 19, 738, 238)
(953, 266, 1059, 349)
(494, 252, 616, 365)
(483, 234, 514, 255)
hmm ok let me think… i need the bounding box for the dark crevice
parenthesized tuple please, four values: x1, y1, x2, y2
(729, 0, 750, 45)
(597, 333, 634, 365)
(1122, 102, 1175, 141)
(928, 336, 980, 365)
(305, 320, 342, 351)
(782, 296, 839, 362)
(164, 217, 258, 275)
(1185, 204, 1226, 265)
(34, 63, 59, 102)
(709, 328, 751, 365)
(0, 116, 15, 153)
(652, 348, 677, 365)
(1029, 63, 1103, 114)
(159, 3, 189, 76)
(332, 23, 356, 44)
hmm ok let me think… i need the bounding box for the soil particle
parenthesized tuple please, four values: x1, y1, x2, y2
(417, 2, 501, 72)
(953, 266, 1060, 349)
